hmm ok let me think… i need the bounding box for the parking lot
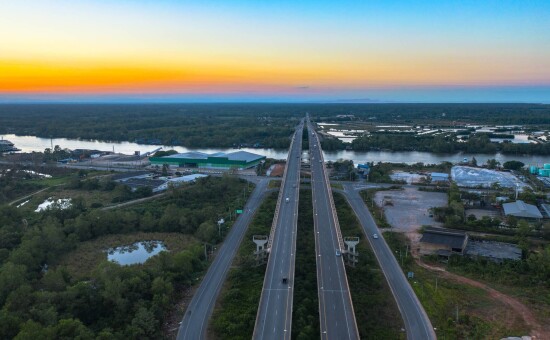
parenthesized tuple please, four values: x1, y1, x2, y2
(374, 186, 447, 232)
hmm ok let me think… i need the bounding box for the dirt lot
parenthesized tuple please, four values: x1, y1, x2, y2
(375, 186, 447, 232)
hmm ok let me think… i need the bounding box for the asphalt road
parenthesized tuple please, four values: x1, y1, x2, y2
(309, 122, 359, 340)
(341, 183, 436, 340)
(176, 178, 269, 340)
(253, 122, 303, 340)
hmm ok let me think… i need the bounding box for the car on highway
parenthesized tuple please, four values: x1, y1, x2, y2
(335, 250, 341, 256)
(373, 233, 379, 239)
(285, 197, 290, 203)
(282, 277, 288, 284)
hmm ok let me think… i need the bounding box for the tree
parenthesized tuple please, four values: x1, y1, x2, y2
(0, 262, 28, 305)
(128, 307, 158, 338)
(470, 157, 478, 167)
(503, 160, 525, 171)
(195, 221, 217, 243)
(486, 158, 500, 169)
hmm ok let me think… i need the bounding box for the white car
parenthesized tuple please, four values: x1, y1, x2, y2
(335, 250, 341, 256)
(373, 233, 379, 239)
(285, 197, 290, 203)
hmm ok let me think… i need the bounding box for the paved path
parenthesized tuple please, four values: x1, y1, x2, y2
(309, 121, 359, 340)
(341, 183, 436, 340)
(176, 178, 269, 340)
(253, 121, 303, 340)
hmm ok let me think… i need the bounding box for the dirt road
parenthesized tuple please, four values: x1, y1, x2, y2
(418, 261, 548, 339)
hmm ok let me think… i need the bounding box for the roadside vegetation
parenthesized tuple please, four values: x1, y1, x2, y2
(384, 232, 531, 339)
(291, 190, 319, 339)
(333, 193, 404, 338)
(0, 176, 249, 339)
(359, 188, 400, 228)
(210, 192, 277, 339)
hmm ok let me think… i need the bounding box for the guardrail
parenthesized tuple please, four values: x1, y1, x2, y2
(313, 126, 345, 252)
(266, 125, 300, 251)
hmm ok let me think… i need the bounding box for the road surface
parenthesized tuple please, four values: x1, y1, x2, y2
(341, 183, 436, 340)
(309, 122, 359, 340)
(176, 178, 269, 340)
(253, 121, 303, 340)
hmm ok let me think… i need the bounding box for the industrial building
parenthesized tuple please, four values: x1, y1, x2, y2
(451, 166, 529, 190)
(420, 227, 522, 262)
(149, 151, 265, 170)
(156, 174, 208, 191)
(419, 228, 468, 257)
(502, 200, 542, 219)
(430, 172, 449, 183)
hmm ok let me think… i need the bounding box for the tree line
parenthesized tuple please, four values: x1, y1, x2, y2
(0, 176, 249, 339)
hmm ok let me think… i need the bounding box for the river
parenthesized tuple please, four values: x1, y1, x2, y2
(2, 134, 549, 166)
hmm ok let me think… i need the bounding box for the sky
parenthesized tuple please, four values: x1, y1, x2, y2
(1, 0, 549, 103)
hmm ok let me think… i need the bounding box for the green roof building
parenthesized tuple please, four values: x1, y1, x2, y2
(150, 150, 266, 170)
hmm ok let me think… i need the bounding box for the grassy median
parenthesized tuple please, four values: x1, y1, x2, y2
(333, 192, 405, 339)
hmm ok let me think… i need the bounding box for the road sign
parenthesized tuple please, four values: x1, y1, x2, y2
(236, 209, 243, 214)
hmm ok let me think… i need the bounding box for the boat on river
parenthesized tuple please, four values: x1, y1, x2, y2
(0, 139, 20, 153)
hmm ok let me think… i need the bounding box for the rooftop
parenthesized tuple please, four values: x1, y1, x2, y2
(157, 150, 264, 162)
(465, 240, 522, 262)
(502, 200, 542, 219)
(112, 171, 151, 181)
(420, 228, 467, 250)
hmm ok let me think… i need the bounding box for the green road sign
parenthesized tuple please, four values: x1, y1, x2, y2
(236, 209, 243, 214)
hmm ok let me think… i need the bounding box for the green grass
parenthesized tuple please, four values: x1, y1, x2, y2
(210, 192, 277, 340)
(58, 232, 197, 279)
(359, 189, 392, 228)
(383, 232, 530, 339)
(291, 190, 319, 339)
(330, 182, 344, 190)
(268, 180, 282, 189)
(333, 193, 405, 339)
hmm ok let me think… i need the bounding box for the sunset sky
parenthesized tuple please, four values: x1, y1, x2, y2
(1, 0, 549, 102)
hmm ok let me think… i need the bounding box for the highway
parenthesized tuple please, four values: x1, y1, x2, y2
(253, 121, 303, 340)
(341, 183, 436, 340)
(176, 178, 269, 340)
(308, 121, 359, 340)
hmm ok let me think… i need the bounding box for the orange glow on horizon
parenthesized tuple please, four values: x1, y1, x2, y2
(1, 56, 549, 95)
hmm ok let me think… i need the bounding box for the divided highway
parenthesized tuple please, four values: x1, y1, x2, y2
(308, 121, 359, 340)
(253, 121, 303, 340)
(176, 178, 269, 340)
(341, 183, 436, 340)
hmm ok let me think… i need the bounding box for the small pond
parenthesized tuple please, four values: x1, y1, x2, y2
(107, 241, 167, 265)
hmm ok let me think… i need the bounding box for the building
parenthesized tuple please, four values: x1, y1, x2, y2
(150, 151, 265, 170)
(156, 174, 208, 191)
(502, 200, 542, 219)
(112, 171, 153, 182)
(430, 172, 449, 183)
(419, 227, 469, 257)
(465, 240, 522, 263)
(123, 178, 167, 193)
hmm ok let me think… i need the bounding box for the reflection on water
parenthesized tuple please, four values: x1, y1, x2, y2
(107, 240, 167, 265)
(3, 134, 548, 165)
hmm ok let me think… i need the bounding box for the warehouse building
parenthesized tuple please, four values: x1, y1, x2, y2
(419, 227, 468, 257)
(150, 151, 265, 170)
(502, 200, 542, 219)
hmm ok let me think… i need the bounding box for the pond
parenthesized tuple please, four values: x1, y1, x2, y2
(107, 240, 167, 265)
